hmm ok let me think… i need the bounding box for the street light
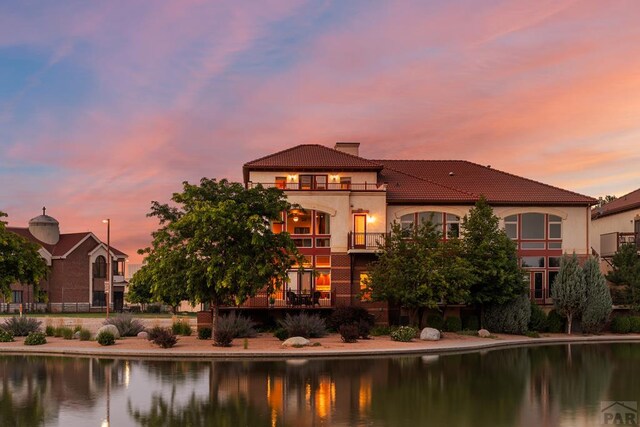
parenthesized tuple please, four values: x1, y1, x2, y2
(102, 218, 111, 319)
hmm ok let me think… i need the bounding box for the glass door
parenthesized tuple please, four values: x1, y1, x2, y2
(354, 214, 367, 248)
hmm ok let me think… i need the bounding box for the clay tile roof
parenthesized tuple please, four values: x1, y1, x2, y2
(377, 160, 596, 206)
(6, 228, 127, 257)
(592, 188, 640, 219)
(243, 144, 382, 180)
(380, 166, 478, 204)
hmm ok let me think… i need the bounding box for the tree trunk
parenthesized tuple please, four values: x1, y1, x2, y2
(567, 313, 573, 335)
(211, 304, 219, 340)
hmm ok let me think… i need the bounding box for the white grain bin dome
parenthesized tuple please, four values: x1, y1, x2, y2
(28, 207, 60, 245)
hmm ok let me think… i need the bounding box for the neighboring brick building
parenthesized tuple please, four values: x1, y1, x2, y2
(242, 143, 597, 321)
(3, 209, 127, 312)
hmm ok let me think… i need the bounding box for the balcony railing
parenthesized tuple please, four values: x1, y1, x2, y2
(348, 232, 387, 250)
(230, 289, 334, 308)
(247, 182, 386, 191)
(600, 232, 638, 257)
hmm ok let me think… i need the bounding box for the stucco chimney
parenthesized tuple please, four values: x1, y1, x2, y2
(334, 142, 360, 157)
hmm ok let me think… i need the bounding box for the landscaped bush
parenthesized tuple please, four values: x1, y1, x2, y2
(339, 324, 360, 343)
(329, 306, 375, 331)
(54, 327, 64, 337)
(197, 327, 212, 340)
(390, 326, 417, 342)
(426, 314, 444, 330)
(45, 325, 55, 337)
(79, 329, 92, 341)
(213, 327, 234, 347)
(273, 327, 288, 341)
(73, 325, 82, 333)
(146, 326, 165, 341)
(0, 329, 14, 342)
(104, 315, 145, 337)
(484, 294, 531, 335)
(462, 315, 480, 331)
(547, 310, 565, 333)
(172, 319, 193, 336)
(24, 332, 47, 346)
(152, 328, 178, 348)
(610, 316, 632, 334)
(443, 316, 462, 332)
(278, 313, 327, 338)
(1, 317, 41, 336)
(145, 305, 162, 314)
(528, 302, 548, 332)
(60, 327, 74, 340)
(629, 316, 640, 333)
(216, 313, 257, 338)
(96, 330, 116, 346)
(370, 325, 393, 336)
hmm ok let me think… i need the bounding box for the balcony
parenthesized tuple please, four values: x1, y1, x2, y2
(247, 182, 386, 191)
(348, 232, 387, 251)
(231, 289, 334, 309)
(600, 232, 639, 257)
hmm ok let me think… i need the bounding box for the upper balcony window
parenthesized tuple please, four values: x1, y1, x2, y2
(315, 211, 330, 235)
(275, 176, 287, 189)
(505, 213, 563, 245)
(299, 175, 327, 190)
(340, 177, 351, 189)
(287, 210, 311, 234)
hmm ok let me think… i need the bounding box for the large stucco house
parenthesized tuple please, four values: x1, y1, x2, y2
(241, 143, 596, 321)
(3, 209, 128, 312)
(591, 188, 640, 263)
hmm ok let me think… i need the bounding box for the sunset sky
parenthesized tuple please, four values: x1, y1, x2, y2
(2, 1, 640, 262)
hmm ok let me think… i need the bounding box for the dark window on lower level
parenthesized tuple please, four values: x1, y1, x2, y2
(12, 291, 23, 303)
(93, 291, 106, 306)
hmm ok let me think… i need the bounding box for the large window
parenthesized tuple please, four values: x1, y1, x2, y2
(92, 291, 106, 306)
(521, 213, 545, 239)
(299, 175, 328, 190)
(93, 256, 107, 278)
(12, 291, 23, 304)
(399, 211, 460, 238)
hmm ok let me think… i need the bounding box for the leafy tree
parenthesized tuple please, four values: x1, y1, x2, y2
(365, 221, 473, 327)
(462, 197, 527, 312)
(126, 264, 155, 311)
(131, 252, 191, 314)
(581, 256, 612, 333)
(0, 211, 48, 301)
(139, 178, 301, 332)
(606, 243, 640, 307)
(484, 293, 531, 334)
(596, 195, 617, 208)
(551, 253, 586, 334)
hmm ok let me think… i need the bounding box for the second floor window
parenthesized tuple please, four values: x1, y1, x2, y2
(93, 256, 106, 278)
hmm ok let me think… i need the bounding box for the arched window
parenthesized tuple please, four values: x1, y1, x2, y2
(93, 255, 106, 278)
(399, 211, 460, 238)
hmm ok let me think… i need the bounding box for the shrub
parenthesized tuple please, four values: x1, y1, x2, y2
(1, 317, 41, 337)
(216, 313, 257, 338)
(547, 310, 565, 333)
(146, 326, 165, 341)
(629, 316, 640, 334)
(45, 325, 55, 337)
(54, 327, 64, 338)
(358, 319, 373, 339)
(339, 324, 359, 343)
(273, 328, 288, 341)
(462, 315, 480, 331)
(152, 328, 178, 348)
(198, 327, 212, 340)
(370, 325, 392, 336)
(525, 331, 540, 338)
(24, 332, 47, 346)
(426, 314, 444, 330)
(73, 325, 82, 333)
(277, 313, 327, 338)
(96, 330, 116, 346)
(60, 327, 74, 340)
(172, 320, 193, 336)
(443, 316, 462, 332)
(391, 326, 417, 342)
(484, 294, 531, 335)
(528, 302, 548, 332)
(582, 256, 613, 334)
(79, 329, 92, 341)
(213, 328, 234, 347)
(611, 316, 632, 334)
(145, 305, 162, 314)
(329, 306, 375, 331)
(0, 329, 14, 342)
(104, 315, 145, 337)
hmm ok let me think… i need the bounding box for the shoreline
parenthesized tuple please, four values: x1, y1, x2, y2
(1, 332, 639, 361)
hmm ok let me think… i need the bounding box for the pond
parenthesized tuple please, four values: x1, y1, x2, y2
(1, 343, 639, 426)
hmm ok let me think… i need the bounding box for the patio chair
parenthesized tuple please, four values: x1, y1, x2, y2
(286, 291, 299, 306)
(312, 291, 321, 307)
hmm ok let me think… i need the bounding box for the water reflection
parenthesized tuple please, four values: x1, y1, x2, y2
(0, 343, 638, 426)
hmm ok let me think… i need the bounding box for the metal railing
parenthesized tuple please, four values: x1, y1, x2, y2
(235, 289, 334, 308)
(348, 232, 387, 250)
(248, 182, 386, 191)
(600, 232, 638, 257)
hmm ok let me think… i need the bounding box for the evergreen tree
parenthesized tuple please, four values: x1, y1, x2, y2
(462, 197, 527, 319)
(606, 243, 640, 307)
(581, 256, 612, 333)
(551, 253, 586, 334)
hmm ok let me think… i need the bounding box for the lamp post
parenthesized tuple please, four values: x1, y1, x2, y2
(102, 219, 111, 319)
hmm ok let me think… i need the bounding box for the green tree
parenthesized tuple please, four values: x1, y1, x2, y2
(462, 198, 527, 313)
(596, 195, 617, 208)
(365, 221, 473, 327)
(126, 265, 154, 311)
(140, 178, 301, 332)
(131, 252, 191, 314)
(0, 211, 48, 300)
(551, 253, 586, 334)
(581, 256, 612, 333)
(606, 243, 640, 307)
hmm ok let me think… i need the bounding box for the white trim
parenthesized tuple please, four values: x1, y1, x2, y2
(293, 203, 337, 217)
(88, 242, 127, 260)
(392, 206, 469, 220)
(60, 233, 99, 258)
(499, 207, 569, 220)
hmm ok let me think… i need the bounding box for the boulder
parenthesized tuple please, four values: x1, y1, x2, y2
(282, 336, 311, 347)
(420, 327, 441, 341)
(478, 329, 491, 338)
(137, 331, 149, 339)
(73, 331, 81, 339)
(96, 324, 120, 339)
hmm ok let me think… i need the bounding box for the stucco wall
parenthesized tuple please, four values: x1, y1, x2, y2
(591, 207, 640, 255)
